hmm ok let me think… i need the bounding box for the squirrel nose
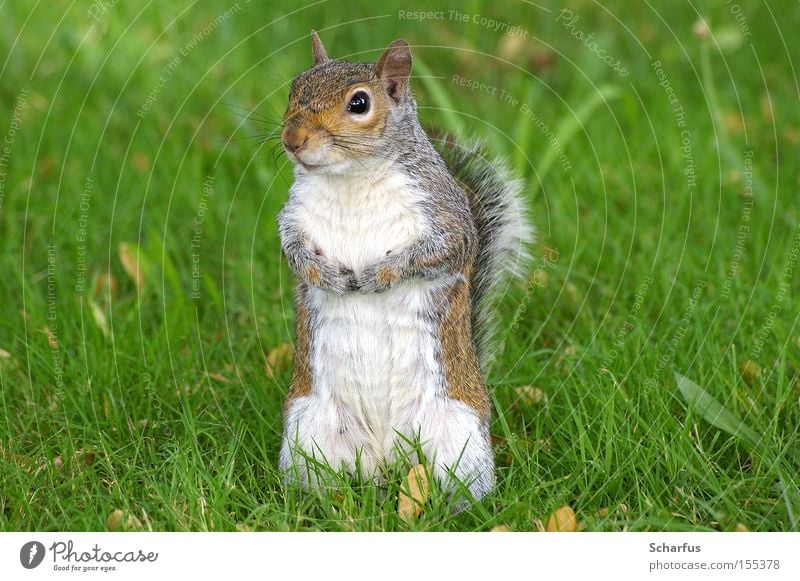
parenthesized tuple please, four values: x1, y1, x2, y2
(282, 131, 308, 155)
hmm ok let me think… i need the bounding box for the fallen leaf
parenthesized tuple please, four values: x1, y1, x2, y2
(265, 343, 293, 378)
(37, 155, 56, 176)
(514, 385, 547, 405)
(0, 347, 10, 358)
(738, 360, 762, 386)
(42, 326, 58, 349)
(735, 523, 749, 532)
(132, 152, 150, 173)
(490, 524, 510, 532)
(398, 464, 429, 525)
(93, 273, 119, 298)
(555, 345, 579, 368)
(107, 509, 143, 531)
(51, 449, 97, 473)
(118, 243, 145, 291)
(208, 372, 229, 383)
(761, 95, 774, 122)
(693, 19, 710, 40)
(545, 505, 577, 532)
(89, 299, 110, 337)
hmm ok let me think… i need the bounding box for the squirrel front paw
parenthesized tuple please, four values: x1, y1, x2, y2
(303, 258, 357, 295)
(357, 259, 400, 294)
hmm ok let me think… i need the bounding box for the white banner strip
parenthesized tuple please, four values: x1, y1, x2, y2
(1, 532, 798, 580)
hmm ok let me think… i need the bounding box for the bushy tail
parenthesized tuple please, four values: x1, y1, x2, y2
(433, 133, 535, 370)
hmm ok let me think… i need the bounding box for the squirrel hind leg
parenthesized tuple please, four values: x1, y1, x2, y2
(280, 396, 382, 490)
(410, 399, 496, 507)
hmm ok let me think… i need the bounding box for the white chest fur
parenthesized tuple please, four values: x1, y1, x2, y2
(289, 169, 446, 457)
(291, 170, 423, 274)
(281, 169, 492, 496)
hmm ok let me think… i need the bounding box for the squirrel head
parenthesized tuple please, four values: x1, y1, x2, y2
(281, 32, 414, 174)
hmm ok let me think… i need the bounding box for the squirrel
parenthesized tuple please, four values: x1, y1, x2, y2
(277, 31, 534, 505)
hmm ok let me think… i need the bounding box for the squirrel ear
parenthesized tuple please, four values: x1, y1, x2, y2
(376, 39, 412, 103)
(310, 30, 329, 65)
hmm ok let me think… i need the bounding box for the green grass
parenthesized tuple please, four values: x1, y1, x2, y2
(1, 0, 798, 531)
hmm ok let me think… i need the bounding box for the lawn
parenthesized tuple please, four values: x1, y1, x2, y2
(0, 0, 798, 531)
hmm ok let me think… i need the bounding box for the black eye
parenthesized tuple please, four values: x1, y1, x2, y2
(347, 91, 370, 114)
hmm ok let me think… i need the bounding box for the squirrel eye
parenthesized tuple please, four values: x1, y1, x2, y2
(347, 91, 370, 115)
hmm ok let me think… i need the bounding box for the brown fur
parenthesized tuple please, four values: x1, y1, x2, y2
(376, 265, 398, 286)
(282, 59, 392, 163)
(304, 264, 321, 286)
(285, 284, 313, 407)
(439, 271, 489, 418)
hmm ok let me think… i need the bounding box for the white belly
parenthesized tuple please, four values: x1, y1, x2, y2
(290, 169, 445, 462)
(307, 278, 450, 458)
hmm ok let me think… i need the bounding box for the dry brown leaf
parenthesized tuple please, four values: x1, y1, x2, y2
(0, 444, 36, 473)
(398, 464, 429, 525)
(761, 95, 774, 122)
(265, 343, 293, 378)
(132, 152, 150, 173)
(93, 273, 119, 298)
(107, 509, 143, 531)
(37, 155, 56, 177)
(89, 299, 110, 337)
(693, 19, 710, 40)
(738, 360, 762, 386)
(735, 523, 749, 532)
(545, 505, 577, 532)
(490, 524, 510, 532)
(0, 347, 10, 359)
(555, 345, 579, 368)
(51, 449, 97, 473)
(118, 243, 144, 290)
(208, 372, 229, 383)
(514, 385, 547, 406)
(42, 326, 58, 349)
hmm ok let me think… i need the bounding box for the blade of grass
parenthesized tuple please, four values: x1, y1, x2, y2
(675, 371, 762, 450)
(528, 84, 620, 198)
(413, 56, 466, 136)
(675, 372, 798, 529)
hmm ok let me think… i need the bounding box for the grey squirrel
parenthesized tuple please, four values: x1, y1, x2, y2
(277, 32, 533, 504)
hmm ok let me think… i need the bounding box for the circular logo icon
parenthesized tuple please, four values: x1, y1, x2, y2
(20, 541, 46, 569)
